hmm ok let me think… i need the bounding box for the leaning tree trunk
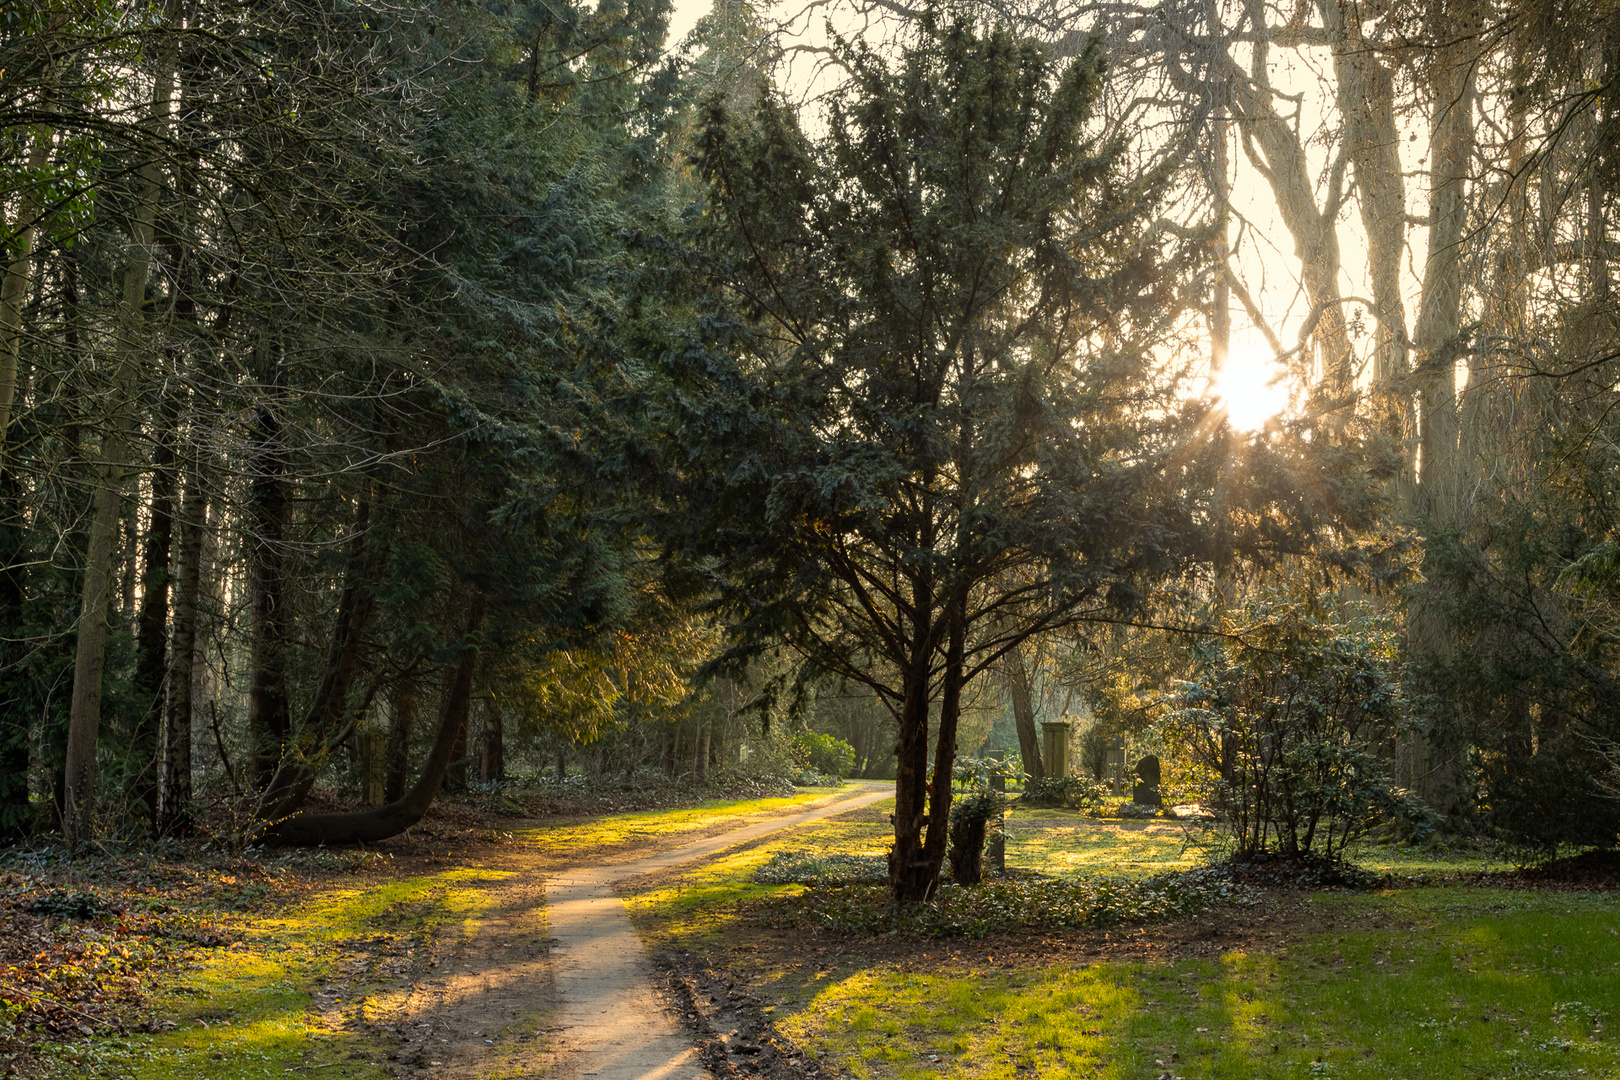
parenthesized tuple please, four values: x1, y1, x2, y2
(254, 498, 375, 824)
(267, 598, 486, 846)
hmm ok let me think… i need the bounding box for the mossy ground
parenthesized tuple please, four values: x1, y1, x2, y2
(38, 868, 501, 1080)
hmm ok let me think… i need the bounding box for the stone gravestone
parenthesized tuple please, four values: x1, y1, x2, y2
(1132, 754, 1163, 807)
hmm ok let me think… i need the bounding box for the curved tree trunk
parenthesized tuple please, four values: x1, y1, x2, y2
(254, 498, 375, 823)
(267, 597, 485, 846)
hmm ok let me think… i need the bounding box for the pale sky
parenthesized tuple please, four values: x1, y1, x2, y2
(666, 0, 713, 48)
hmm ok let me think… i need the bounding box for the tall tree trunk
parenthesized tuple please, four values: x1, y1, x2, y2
(443, 686, 469, 795)
(887, 566, 937, 901)
(246, 349, 290, 790)
(1006, 645, 1044, 782)
(0, 125, 54, 453)
(479, 699, 504, 784)
(268, 598, 486, 846)
(0, 104, 59, 836)
(130, 393, 179, 829)
(1405, 18, 1479, 818)
(63, 25, 179, 841)
(1324, 0, 1413, 467)
(158, 460, 207, 836)
(693, 720, 710, 783)
(383, 680, 416, 804)
(0, 465, 28, 836)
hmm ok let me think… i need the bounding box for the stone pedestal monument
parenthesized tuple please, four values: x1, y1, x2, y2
(1041, 720, 1071, 779)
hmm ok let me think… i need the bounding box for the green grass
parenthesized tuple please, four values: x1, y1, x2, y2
(1004, 809, 1212, 878)
(53, 787, 864, 1078)
(623, 796, 1613, 1080)
(777, 888, 1620, 1080)
(51, 869, 508, 1080)
(1002, 805, 1518, 880)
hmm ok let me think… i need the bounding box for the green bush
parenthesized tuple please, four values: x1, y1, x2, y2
(793, 731, 857, 780)
(1022, 773, 1106, 809)
(1161, 591, 1423, 860)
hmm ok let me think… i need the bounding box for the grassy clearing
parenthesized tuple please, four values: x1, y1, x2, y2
(628, 798, 1614, 1080)
(1003, 806, 1518, 881)
(777, 888, 1620, 1080)
(1004, 810, 1213, 879)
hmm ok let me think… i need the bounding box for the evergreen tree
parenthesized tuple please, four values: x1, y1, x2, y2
(653, 10, 1388, 901)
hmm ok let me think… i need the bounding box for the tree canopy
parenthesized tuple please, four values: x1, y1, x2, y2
(646, 10, 1391, 900)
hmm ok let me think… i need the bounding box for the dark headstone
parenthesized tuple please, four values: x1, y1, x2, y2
(1132, 753, 1163, 807)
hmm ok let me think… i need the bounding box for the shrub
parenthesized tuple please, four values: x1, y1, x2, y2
(759, 864, 1259, 938)
(1161, 591, 1424, 860)
(1021, 773, 1107, 809)
(793, 731, 857, 780)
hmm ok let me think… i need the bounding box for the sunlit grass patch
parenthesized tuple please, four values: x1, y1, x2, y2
(622, 805, 894, 947)
(50, 867, 505, 1080)
(1002, 805, 1519, 881)
(517, 787, 852, 861)
(780, 964, 1139, 1080)
(1003, 814, 1211, 879)
(1339, 837, 1516, 877)
(778, 888, 1620, 1080)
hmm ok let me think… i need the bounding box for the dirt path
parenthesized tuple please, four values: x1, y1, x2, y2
(389, 784, 893, 1080)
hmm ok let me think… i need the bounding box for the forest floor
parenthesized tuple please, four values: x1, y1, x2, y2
(3, 790, 1618, 1080)
(0, 782, 862, 1080)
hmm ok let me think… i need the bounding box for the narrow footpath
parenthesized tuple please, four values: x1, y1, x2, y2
(545, 784, 892, 1080)
(390, 784, 892, 1080)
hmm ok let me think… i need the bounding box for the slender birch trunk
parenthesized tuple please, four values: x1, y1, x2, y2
(62, 29, 180, 841)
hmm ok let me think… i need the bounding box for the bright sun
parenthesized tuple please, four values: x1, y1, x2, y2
(1210, 342, 1290, 432)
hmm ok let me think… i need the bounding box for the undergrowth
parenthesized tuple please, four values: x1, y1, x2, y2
(756, 865, 1259, 939)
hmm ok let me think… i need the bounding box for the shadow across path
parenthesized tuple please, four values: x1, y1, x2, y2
(544, 784, 893, 1080)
